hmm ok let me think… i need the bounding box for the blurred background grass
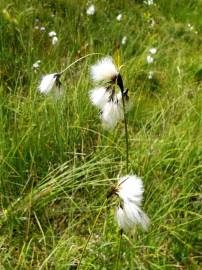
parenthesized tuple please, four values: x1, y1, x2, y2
(0, 0, 202, 269)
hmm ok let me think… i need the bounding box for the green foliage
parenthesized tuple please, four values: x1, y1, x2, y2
(0, 0, 202, 269)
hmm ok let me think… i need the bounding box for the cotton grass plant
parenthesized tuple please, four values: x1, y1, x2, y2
(37, 54, 150, 269)
(76, 56, 150, 269)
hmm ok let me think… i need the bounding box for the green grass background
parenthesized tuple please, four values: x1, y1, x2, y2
(0, 0, 202, 269)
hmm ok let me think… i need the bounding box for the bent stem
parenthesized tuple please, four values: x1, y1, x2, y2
(77, 198, 108, 269)
(59, 52, 102, 75)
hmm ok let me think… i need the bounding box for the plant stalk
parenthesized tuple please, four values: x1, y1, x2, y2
(115, 230, 123, 270)
(121, 91, 129, 174)
(59, 53, 102, 75)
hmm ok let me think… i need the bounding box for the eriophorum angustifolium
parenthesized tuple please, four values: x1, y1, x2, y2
(1, 1, 201, 269)
(38, 73, 62, 94)
(114, 175, 149, 232)
(86, 4, 95, 16)
(89, 56, 130, 129)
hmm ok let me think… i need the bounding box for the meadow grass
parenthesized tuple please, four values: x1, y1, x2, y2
(0, 0, 202, 269)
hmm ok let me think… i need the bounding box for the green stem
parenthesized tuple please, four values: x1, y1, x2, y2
(77, 198, 108, 269)
(121, 93, 129, 174)
(59, 52, 102, 75)
(115, 231, 123, 270)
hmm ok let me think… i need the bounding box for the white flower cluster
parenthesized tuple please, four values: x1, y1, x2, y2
(146, 47, 157, 79)
(144, 0, 154, 5)
(146, 47, 157, 64)
(48, 31, 58, 45)
(115, 175, 150, 232)
(89, 57, 129, 129)
(86, 5, 95, 16)
(32, 60, 41, 70)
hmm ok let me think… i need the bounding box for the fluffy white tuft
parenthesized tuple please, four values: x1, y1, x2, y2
(89, 87, 111, 109)
(149, 47, 157, 54)
(101, 100, 123, 129)
(38, 73, 57, 94)
(33, 60, 41, 69)
(115, 175, 150, 232)
(146, 55, 154, 64)
(86, 5, 95, 15)
(118, 175, 144, 206)
(52, 36, 58, 45)
(116, 14, 122, 21)
(48, 31, 57, 37)
(121, 36, 127, 45)
(90, 56, 118, 82)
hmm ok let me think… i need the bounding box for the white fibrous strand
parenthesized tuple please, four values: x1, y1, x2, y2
(90, 56, 119, 82)
(38, 73, 60, 94)
(115, 175, 150, 232)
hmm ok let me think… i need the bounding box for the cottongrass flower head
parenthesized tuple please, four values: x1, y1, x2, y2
(86, 4, 95, 16)
(52, 36, 58, 45)
(48, 31, 57, 37)
(116, 14, 122, 21)
(101, 98, 123, 129)
(147, 55, 154, 64)
(121, 36, 127, 45)
(148, 71, 154, 80)
(101, 89, 129, 129)
(40, 26, 46, 31)
(90, 56, 119, 83)
(149, 47, 157, 54)
(187, 23, 194, 31)
(89, 56, 130, 129)
(38, 73, 62, 94)
(32, 60, 41, 70)
(144, 0, 154, 5)
(114, 175, 150, 232)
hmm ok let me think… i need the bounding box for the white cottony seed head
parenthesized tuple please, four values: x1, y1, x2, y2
(52, 36, 58, 45)
(89, 87, 111, 109)
(86, 5, 95, 15)
(117, 14, 122, 21)
(38, 73, 58, 94)
(40, 26, 46, 31)
(149, 47, 157, 54)
(33, 60, 41, 69)
(115, 175, 150, 232)
(144, 0, 154, 5)
(148, 71, 154, 79)
(121, 36, 127, 45)
(48, 31, 57, 37)
(147, 55, 154, 64)
(90, 56, 119, 82)
(101, 100, 123, 129)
